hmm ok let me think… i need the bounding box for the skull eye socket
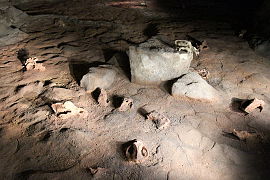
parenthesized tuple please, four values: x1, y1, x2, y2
(126, 144, 138, 161)
(141, 147, 148, 157)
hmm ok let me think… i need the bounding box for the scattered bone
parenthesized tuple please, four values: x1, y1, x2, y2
(97, 88, 109, 107)
(233, 129, 261, 141)
(118, 97, 133, 111)
(197, 68, 210, 79)
(175, 40, 199, 56)
(25, 57, 45, 71)
(147, 110, 170, 130)
(87, 167, 108, 176)
(51, 103, 69, 115)
(199, 40, 208, 51)
(240, 98, 265, 113)
(238, 29, 247, 38)
(51, 101, 86, 118)
(124, 139, 148, 163)
(186, 35, 208, 51)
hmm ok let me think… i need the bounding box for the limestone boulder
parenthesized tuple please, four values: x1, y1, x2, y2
(80, 65, 116, 92)
(129, 37, 193, 85)
(0, 6, 29, 46)
(172, 71, 219, 102)
(0, 23, 28, 46)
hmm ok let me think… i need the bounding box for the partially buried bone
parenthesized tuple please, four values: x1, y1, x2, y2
(25, 57, 45, 71)
(118, 97, 133, 111)
(147, 110, 170, 130)
(240, 98, 265, 114)
(175, 40, 199, 56)
(197, 68, 210, 79)
(232, 129, 262, 141)
(51, 101, 86, 118)
(124, 139, 148, 163)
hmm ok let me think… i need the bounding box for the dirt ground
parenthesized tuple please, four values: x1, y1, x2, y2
(0, 0, 270, 179)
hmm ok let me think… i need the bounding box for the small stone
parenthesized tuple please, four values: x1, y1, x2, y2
(118, 97, 133, 111)
(123, 139, 148, 163)
(240, 98, 265, 113)
(80, 65, 116, 93)
(97, 88, 109, 107)
(147, 110, 170, 130)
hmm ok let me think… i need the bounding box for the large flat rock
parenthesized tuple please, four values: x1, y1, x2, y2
(172, 71, 220, 102)
(129, 37, 193, 85)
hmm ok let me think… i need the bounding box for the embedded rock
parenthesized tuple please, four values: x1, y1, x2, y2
(172, 72, 219, 102)
(16, 81, 44, 100)
(80, 65, 116, 93)
(44, 87, 76, 101)
(129, 37, 193, 85)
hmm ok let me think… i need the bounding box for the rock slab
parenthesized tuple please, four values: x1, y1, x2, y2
(129, 37, 193, 85)
(172, 71, 219, 101)
(80, 65, 116, 92)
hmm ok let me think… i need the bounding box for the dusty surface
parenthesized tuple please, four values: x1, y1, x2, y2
(1, 0, 270, 179)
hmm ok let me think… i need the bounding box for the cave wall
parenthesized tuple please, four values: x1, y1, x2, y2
(1, 0, 269, 39)
(255, 0, 270, 38)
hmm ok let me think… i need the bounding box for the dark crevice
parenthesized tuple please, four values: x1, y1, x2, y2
(68, 60, 108, 84)
(112, 95, 124, 109)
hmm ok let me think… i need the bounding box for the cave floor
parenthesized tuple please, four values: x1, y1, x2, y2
(1, 1, 270, 179)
